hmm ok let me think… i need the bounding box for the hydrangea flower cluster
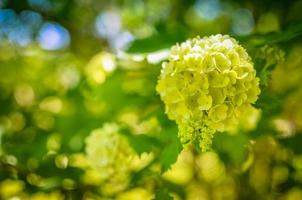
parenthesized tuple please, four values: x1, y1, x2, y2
(156, 34, 261, 151)
(85, 123, 134, 194)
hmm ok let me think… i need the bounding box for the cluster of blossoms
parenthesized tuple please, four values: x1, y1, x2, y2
(85, 123, 135, 195)
(156, 34, 261, 151)
(256, 45, 285, 69)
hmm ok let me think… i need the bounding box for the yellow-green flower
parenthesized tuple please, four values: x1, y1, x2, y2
(85, 123, 134, 195)
(156, 34, 261, 151)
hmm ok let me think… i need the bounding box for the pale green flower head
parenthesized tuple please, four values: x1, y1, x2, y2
(156, 34, 261, 151)
(85, 123, 134, 189)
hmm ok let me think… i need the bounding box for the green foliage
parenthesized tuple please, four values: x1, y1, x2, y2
(127, 24, 187, 53)
(213, 132, 249, 166)
(279, 133, 302, 154)
(124, 133, 160, 155)
(158, 126, 182, 172)
(154, 187, 173, 200)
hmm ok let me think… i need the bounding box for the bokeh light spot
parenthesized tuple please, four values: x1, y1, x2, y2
(232, 9, 254, 36)
(111, 31, 134, 51)
(38, 22, 70, 50)
(20, 10, 42, 30)
(39, 96, 63, 114)
(195, 0, 221, 21)
(57, 66, 81, 90)
(8, 24, 33, 46)
(14, 84, 35, 107)
(0, 9, 17, 38)
(95, 10, 121, 39)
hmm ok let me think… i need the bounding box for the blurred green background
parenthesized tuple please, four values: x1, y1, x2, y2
(1, 0, 302, 199)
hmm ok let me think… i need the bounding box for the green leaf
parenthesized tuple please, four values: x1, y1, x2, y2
(159, 126, 182, 172)
(127, 35, 177, 54)
(255, 88, 294, 117)
(154, 180, 186, 200)
(213, 132, 249, 165)
(237, 21, 302, 47)
(159, 140, 181, 172)
(125, 133, 161, 155)
(278, 133, 302, 154)
(154, 187, 173, 200)
(255, 89, 281, 113)
(127, 24, 187, 53)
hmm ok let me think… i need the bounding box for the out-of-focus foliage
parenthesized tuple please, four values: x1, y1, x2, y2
(0, 0, 302, 199)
